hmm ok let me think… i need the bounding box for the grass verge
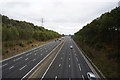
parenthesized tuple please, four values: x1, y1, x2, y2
(2, 38, 58, 60)
(74, 39, 120, 78)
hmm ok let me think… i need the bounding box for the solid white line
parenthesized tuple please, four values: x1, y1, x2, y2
(82, 75, 84, 80)
(78, 64, 81, 71)
(21, 40, 64, 80)
(73, 40, 102, 78)
(41, 41, 65, 80)
(1, 40, 52, 62)
(19, 65, 27, 70)
(72, 39, 101, 78)
(9, 66, 14, 70)
(25, 58, 28, 61)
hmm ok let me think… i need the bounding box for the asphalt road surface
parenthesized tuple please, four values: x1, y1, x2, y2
(43, 36, 93, 80)
(1, 36, 96, 80)
(1, 39, 63, 79)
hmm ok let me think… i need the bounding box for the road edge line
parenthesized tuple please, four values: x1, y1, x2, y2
(41, 40, 65, 79)
(21, 40, 64, 80)
(72, 39, 102, 78)
(1, 40, 54, 62)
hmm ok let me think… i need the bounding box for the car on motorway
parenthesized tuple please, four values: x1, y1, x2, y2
(59, 39, 61, 41)
(61, 37, 64, 39)
(87, 72, 96, 80)
(70, 46, 73, 49)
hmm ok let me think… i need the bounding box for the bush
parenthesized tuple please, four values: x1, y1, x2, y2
(19, 42, 24, 47)
(108, 50, 120, 63)
(27, 40, 33, 44)
(5, 50, 9, 53)
(4, 42, 15, 47)
(95, 43, 102, 50)
(5, 43, 9, 47)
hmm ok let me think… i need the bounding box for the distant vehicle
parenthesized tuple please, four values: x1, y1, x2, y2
(59, 39, 61, 41)
(61, 37, 64, 39)
(70, 46, 73, 49)
(87, 72, 96, 80)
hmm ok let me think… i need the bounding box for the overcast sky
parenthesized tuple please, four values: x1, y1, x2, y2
(0, 0, 119, 35)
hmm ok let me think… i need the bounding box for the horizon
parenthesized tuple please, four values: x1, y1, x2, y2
(0, 0, 119, 35)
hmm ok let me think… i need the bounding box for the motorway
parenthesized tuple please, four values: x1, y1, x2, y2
(1, 36, 96, 80)
(43, 37, 92, 79)
(1, 39, 63, 79)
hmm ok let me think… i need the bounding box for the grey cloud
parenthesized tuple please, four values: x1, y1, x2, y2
(0, 0, 118, 35)
(1, 1, 30, 8)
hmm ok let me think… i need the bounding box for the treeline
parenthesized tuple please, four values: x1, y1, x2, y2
(74, 7, 120, 51)
(2, 15, 60, 41)
(74, 7, 120, 77)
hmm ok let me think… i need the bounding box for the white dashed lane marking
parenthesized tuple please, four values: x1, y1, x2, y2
(82, 75, 84, 80)
(78, 64, 81, 71)
(19, 65, 27, 70)
(26, 54, 30, 56)
(9, 66, 14, 70)
(69, 65, 70, 68)
(13, 57, 22, 62)
(69, 58, 70, 60)
(2, 63, 8, 67)
(59, 64, 61, 67)
(25, 58, 28, 61)
(55, 76, 57, 80)
(76, 57, 78, 62)
(75, 54, 76, 56)
(33, 59, 36, 61)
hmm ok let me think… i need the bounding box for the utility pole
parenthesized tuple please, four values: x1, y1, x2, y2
(118, 1, 120, 11)
(41, 18, 44, 26)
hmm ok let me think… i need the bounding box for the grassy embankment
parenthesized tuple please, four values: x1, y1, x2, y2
(1, 14, 61, 60)
(74, 39, 119, 78)
(2, 38, 58, 60)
